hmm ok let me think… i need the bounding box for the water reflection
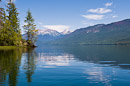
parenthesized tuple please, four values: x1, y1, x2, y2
(0, 48, 37, 86)
(40, 45, 130, 69)
(23, 48, 37, 83)
(0, 45, 130, 86)
(0, 48, 23, 86)
(38, 53, 74, 68)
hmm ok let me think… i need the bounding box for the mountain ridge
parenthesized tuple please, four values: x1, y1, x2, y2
(42, 19, 130, 45)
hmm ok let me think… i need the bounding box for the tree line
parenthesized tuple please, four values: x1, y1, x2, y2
(0, 0, 38, 47)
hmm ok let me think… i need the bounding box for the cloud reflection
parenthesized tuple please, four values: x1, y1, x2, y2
(37, 53, 74, 68)
(83, 64, 116, 86)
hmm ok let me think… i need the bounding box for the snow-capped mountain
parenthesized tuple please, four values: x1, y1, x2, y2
(37, 29, 71, 45)
(61, 29, 71, 35)
(38, 29, 71, 36)
(38, 29, 61, 37)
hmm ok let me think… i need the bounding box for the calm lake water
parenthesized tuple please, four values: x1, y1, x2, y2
(0, 45, 130, 86)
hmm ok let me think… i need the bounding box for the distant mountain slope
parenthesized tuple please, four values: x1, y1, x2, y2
(37, 29, 62, 44)
(48, 19, 130, 45)
(37, 29, 71, 45)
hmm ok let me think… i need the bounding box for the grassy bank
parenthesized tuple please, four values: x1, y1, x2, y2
(0, 46, 29, 50)
(0, 46, 36, 50)
(0, 46, 18, 49)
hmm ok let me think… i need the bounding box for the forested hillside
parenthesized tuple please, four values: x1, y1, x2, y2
(47, 19, 130, 45)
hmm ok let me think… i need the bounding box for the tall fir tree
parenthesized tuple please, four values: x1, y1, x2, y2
(0, 8, 10, 45)
(6, 2, 22, 46)
(0, 4, 4, 45)
(0, 2, 10, 46)
(23, 10, 38, 47)
(0, 0, 3, 30)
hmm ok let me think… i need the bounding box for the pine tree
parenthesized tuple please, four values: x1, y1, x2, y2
(23, 10, 38, 47)
(0, 0, 3, 30)
(0, 7, 4, 45)
(0, 0, 25, 46)
(6, 2, 22, 46)
(0, 9, 3, 31)
(0, 2, 10, 46)
(0, 8, 9, 45)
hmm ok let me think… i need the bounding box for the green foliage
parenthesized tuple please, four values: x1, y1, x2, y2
(7, 2, 22, 46)
(23, 10, 38, 46)
(0, 1, 37, 47)
(0, 8, 10, 45)
(0, 2, 22, 46)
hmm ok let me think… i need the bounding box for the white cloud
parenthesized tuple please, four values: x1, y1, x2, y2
(82, 15, 104, 20)
(112, 15, 118, 18)
(88, 8, 112, 14)
(42, 25, 70, 32)
(105, 2, 113, 7)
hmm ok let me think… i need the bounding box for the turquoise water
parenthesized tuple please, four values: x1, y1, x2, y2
(0, 45, 130, 86)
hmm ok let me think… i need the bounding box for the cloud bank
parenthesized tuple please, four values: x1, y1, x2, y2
(42, 25, 70, 32)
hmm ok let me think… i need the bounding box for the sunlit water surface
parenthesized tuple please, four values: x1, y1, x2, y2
(0, 45, 130, 86)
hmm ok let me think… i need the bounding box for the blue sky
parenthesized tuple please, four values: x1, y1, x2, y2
(2, 0, 130, 33)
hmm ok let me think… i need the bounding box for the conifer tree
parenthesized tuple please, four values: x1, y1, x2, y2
(0, 8, 10, 45)
(23, 10, 38, 47)
(0, 0, 25, 46)
(0, 2, 10, 45)
(0, 0, 3, 30)
(6, 2, 22, 46)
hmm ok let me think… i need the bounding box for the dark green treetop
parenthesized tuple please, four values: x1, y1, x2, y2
(23, 10, 38, 47)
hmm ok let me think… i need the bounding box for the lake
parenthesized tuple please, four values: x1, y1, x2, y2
(0, 45, 130, 86)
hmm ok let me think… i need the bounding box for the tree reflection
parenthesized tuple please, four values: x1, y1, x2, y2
(23, 48, 37, 83)
(0, 48, 23, 86)
(0, 48, 37, 86)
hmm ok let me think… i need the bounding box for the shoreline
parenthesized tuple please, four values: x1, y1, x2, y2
(42, 43, 130, 46)
(0, 46, 37, 50)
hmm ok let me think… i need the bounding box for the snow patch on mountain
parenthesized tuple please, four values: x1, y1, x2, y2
(61, 29, 71, 35)
(38, 29, 71, 37)
(38, 29, 61, 37)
